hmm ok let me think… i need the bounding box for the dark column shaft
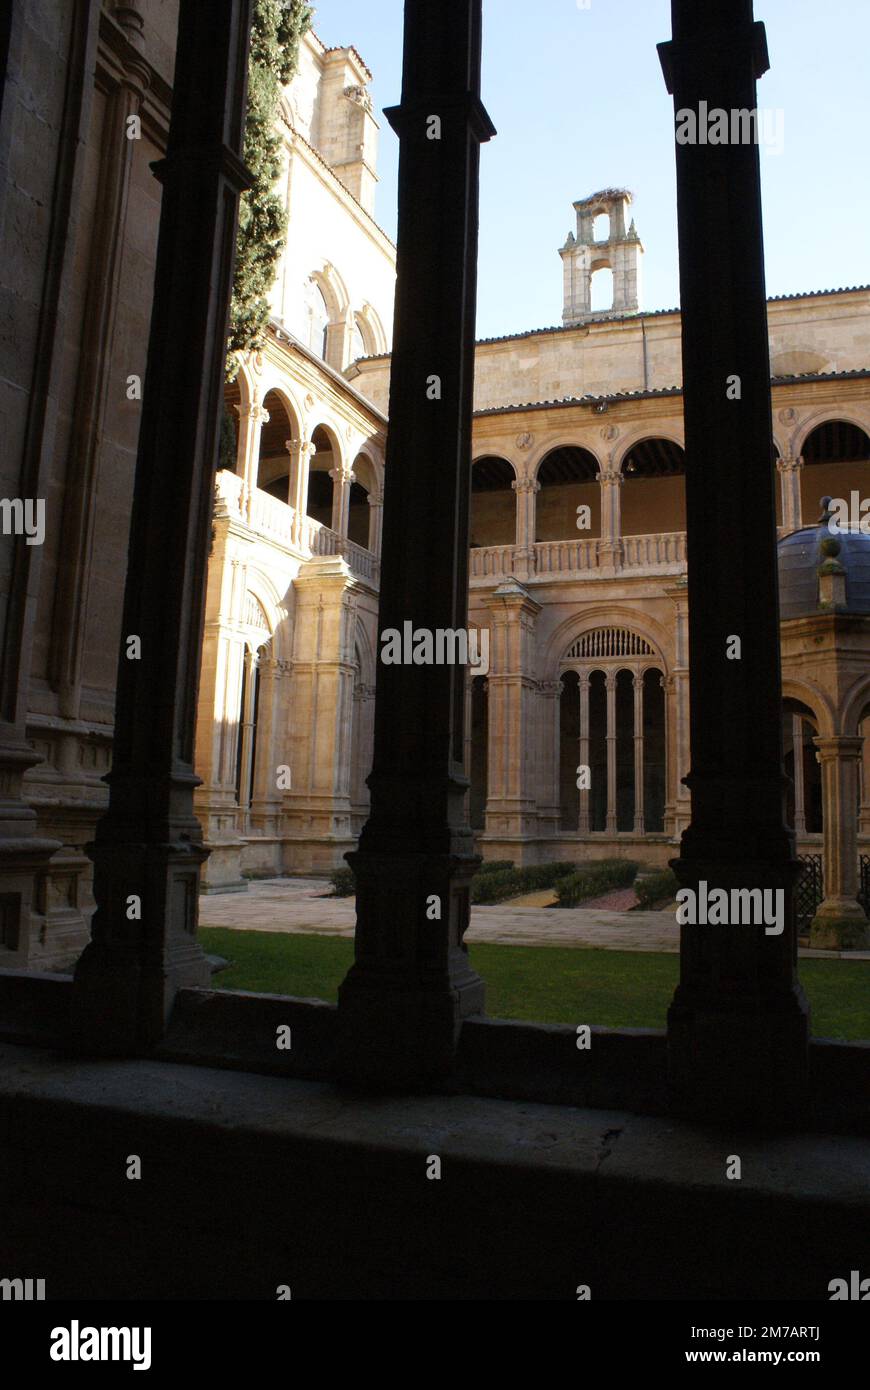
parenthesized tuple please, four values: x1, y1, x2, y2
(337, 0, 495, 1086)
(72, 0, 253, 1048)
(659, 0, 809, 1123)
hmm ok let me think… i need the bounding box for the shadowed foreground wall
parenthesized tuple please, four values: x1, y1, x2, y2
(0, 1044, 867, 1301)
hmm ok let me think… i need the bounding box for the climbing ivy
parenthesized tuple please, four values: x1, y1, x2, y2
(226, 0, 312, 378)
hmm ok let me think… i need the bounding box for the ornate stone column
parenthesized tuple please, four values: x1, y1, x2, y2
(664, 580, 690, 840)
(597, 462, 623, 570)
(235, 399, 269, 519)
(367, 487, 384, 556)
(860, 721, 870, 837)
(792, 714, 807, 836)
(72, 0, 254, 1049)
(633, 672, 645, 835)
(337, 0, 495, 1086)
(605, 670, 618, 833)
(660, 0, 809, 1124)
(578, 675, 591, 834)
(776, 454, 803, 532)
(288, 437, 316, 546)
(810, 736, 869, 948)
(512, 477, 539, 581)
(330, 462, 355, 538)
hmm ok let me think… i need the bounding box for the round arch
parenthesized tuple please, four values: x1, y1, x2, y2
(780, 676, 836, 738)
(794, 410, 870, 459)
(536, 444, 600, 542)
(840, 674, 870, 737)
(471, 456, 516, 548)
(545, 604, 674, 682)
(241, 568, 292, 663)
(530, 435, 603, 482)
(617, 436, 686, 537)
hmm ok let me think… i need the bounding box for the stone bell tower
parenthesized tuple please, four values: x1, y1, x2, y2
(560, 188, 643, 324)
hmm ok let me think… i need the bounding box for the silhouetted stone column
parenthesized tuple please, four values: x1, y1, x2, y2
(72, 0, 253, 1049)
(337, 0, 495, 1086)
(659, 0, 809, 1124)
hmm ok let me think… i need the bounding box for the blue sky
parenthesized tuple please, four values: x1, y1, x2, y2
(311, 0, 870, 341)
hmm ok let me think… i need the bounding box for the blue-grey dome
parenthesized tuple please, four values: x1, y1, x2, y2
(778, 498, 870, 620)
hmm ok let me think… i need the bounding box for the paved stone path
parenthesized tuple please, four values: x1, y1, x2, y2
(198, 878, 870, 958)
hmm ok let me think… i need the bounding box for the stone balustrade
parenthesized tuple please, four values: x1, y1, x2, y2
(214, 470, 378, 584)
(470, 532, 688, 581)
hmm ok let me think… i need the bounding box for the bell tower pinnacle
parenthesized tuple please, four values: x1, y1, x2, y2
(560, 188, 643, 323)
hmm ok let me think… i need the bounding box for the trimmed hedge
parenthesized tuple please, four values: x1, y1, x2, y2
(633, 868, 679, 909)
(554, 859, 639, 908)
(476, 860, 515, 877)
(329, 867, 356, 897)
(471, 861, 578, 905)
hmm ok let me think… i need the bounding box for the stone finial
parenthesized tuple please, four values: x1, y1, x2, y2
(818, 534, 846, 610)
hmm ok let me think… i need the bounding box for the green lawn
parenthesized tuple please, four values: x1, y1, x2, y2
(198, 928, 870, 1041)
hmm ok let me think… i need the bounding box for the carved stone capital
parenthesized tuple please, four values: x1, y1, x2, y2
(512, 478, 540, 494)
(597, 466, 623, 485)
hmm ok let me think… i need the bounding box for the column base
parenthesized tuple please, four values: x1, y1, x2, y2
(71, 840, 212, 1053)
(667, 993, 810, 1127)
(336, 849, 485, 1088)
(809, 900, 870, 951)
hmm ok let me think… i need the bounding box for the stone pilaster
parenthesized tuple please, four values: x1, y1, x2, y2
(283, 559, 361, 869)
(248, 656, 285, 836)
(336, 0, 495, 1086)
(482, 582, 541, 840)
(810, 736, 869, 949)
(659, 0, 809, 1125)
(72, 0, 254, 1048)
(52, 3, 151, 721)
